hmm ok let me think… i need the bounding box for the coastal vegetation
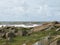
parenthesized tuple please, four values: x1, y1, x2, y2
(0, 21, 60, 45)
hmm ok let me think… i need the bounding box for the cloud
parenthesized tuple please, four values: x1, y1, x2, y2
(0, 0, 60, 21)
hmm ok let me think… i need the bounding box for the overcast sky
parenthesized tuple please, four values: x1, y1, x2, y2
(0, 0, 60, 21)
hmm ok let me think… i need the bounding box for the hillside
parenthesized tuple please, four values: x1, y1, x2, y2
(0, 21, 60, 45)
(31, 21, 60, 32)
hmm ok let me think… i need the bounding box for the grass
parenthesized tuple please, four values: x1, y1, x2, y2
(0, 28, 59, 45)
(8, 30, 57, 45)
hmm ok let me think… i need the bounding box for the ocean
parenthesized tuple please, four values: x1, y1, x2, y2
(0, 22, 44, 27)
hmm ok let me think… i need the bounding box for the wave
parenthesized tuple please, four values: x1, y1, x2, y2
(0, 24, 41, 28)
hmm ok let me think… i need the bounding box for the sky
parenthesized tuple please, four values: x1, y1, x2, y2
(0, 0, 60, 21)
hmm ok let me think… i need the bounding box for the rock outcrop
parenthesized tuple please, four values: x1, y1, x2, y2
(31, 21, 60, 32)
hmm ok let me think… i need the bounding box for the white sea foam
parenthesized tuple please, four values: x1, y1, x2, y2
(0, 24, 41, 28)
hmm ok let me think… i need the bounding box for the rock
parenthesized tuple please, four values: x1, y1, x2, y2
(23, 43, 26, 45)
(22, 30, 28, 36)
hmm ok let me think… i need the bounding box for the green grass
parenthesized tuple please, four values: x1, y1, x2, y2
(0, 28, 59, 45)
(9, 30, 56, 45)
